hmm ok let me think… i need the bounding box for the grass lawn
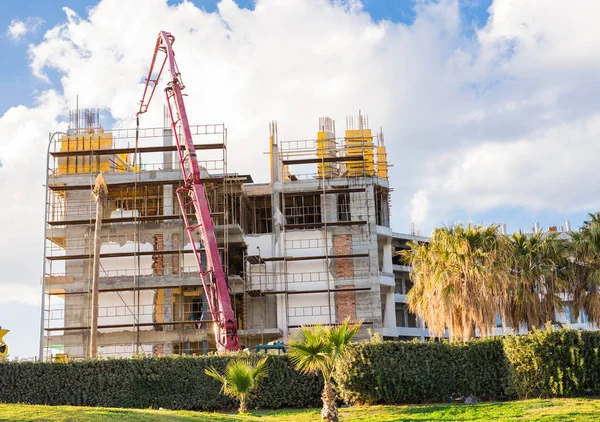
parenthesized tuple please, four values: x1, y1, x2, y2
(0, 398, 599, 421)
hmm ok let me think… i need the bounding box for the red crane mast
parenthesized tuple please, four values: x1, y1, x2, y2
(137, 31, 239, 352)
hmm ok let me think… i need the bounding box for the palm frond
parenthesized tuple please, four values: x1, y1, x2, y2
(289, 319, 362, 381)
(251, 357, 269, 382)
(205, 366, 228, 394)
(289, 326, 329, 375)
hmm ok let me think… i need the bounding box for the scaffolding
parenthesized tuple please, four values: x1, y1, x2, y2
(42, 110, 250, 359)
(42, 111, 393, 358)
(242, 113, 391, 341)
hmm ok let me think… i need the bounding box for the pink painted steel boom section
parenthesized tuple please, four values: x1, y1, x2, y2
(138, 31, 239, 352)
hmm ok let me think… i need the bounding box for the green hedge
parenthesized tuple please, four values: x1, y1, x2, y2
(3, 329, 600, 409)
(582, 330, 600, 393)
(335, 329, 600, 404)
(334, 338, 509, 404)
(503, 328, 600, 398)
(0, 355, 322, 410)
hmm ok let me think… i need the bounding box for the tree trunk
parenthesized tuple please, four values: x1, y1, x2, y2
(321, 382, 338, 422)
(90, 173, 107, 359)
(238, 397, 247, 414)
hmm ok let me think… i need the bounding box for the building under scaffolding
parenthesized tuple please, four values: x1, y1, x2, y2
(42, 111, 423, 359)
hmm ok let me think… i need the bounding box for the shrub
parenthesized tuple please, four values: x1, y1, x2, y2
(503, 327, 589, 398)
(4, 329, 600, 409)
(205, 357, 268, 413)
(0, 354, 321, 411)
(582, 330, 600, 393)
(336, 329, 600, 404)
(333, 337, 509, 404)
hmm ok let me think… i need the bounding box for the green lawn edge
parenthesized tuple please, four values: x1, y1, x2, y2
(0, 398, 599, 421)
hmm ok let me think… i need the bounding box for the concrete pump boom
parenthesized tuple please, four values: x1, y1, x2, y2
(137, 31, 239, 352)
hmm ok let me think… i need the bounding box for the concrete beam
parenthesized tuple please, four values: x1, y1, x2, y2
(49, 169, 252, 191)
(50, 169, 184, 189)
(238, 327, 282, 337)
(45, 328, 209, 347)
(47, 273, 205, 293)
(48, 273, 245, 295)
(48, 222, 246, 244)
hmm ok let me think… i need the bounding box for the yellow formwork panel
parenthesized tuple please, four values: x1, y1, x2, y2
(345, 129, 372, 139)
(154, 289, 167, 323)
(172, 287, 203, 297)
(376, 146, 388, 180)
(345, 129, 374, 177)
(317, 130, 337, 178)
(47, 235, 67, 249)
(56, 132, 113, 175)
(55, 354, 70, 363)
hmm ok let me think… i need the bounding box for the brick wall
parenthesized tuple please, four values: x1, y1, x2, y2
(172, 234, 180, 274)
(333, 234, 356, 321)
(336, 288, 356, 321)
(334, 234, 354, 277)
(152, 234, 164, 276)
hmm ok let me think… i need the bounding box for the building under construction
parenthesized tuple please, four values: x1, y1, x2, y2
(42, 110, 424, 359)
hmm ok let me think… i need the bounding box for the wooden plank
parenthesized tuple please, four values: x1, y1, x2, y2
(49, 175, 253, 191)
(282, 155, 364, 165)
(286, 220, 367, 229)
(48, 283, 205, 296)
(47, 248, 224, 261)
(45, 320, 215, 332)
(262, 253, 369, 262)
(263, 287, 371, 295)
(51, 143, 225, 157)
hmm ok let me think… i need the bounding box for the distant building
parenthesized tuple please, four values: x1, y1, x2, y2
(392, 223, 597, 340)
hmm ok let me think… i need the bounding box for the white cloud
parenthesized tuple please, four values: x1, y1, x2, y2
(411, 113, 600, 225)
(0, 91, 66, 306)
(1, 0, 600, 308)
(24, 0, 467, 232)
(405, 0, 600, 228)
(7, 20, 27, 40)
(0, 282, 41, 306)
(6, 17, 44, 41)
(410, 190, 430, 227)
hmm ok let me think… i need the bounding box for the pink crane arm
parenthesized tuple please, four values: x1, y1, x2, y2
(138, 31, 239, 352)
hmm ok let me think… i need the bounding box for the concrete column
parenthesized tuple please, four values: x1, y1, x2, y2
(62, 193, 91, 357)
(366, 184, 383, 329)
(322, 192, 338, 222)
(383, 288, 396, 329)
(275, 262, 288, 342)
(382, 238, 393, 274)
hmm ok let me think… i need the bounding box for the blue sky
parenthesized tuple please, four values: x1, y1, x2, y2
(0, 0, 492, 114)
(1, 0, 599, 359)
(8, 0, 582, 236)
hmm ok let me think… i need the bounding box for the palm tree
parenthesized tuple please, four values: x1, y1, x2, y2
(289, 318, 362, 422)
(402, 223, 512, 341)
(582, 212, 600, 228)
(569, 212, 600, 325)
(504, 231, 569, 330)
(205, 357, 268, 414)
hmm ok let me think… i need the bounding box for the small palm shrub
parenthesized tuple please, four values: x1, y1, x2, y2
(205, 357, 268, 413)
(289, 318, 362, 422)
